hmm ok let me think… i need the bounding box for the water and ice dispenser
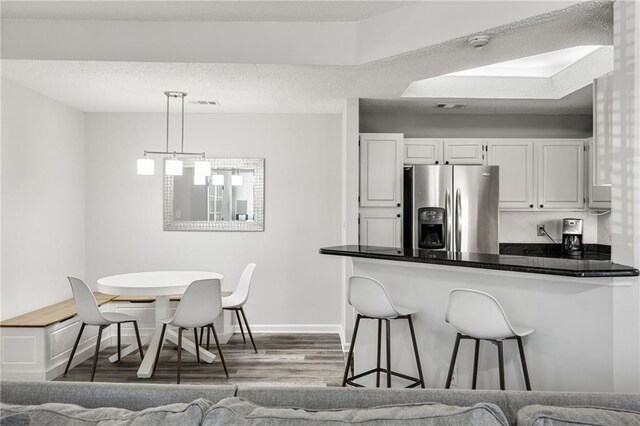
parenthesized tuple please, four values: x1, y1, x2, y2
(417, 207, 446, 250)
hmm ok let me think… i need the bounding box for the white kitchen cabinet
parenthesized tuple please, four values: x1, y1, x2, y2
(404, 138, 443, 165)
(487, 139, 535, 210)
(587, 138, 611, 209)
(359, 133, 403, 207)
(537, 139, 584, 210)
(443, 139, 485, 165)
(359, 208, 402, 248)
(588, 73, 613, 209)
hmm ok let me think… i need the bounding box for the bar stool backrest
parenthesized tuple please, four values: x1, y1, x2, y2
(171, 279, 222, 328)
(68, 277, 106, 325)
(348, 275, 400, 318)
(445, 288, 517, 340)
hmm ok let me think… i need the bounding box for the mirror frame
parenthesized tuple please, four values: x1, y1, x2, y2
(163, 157, 265, 232)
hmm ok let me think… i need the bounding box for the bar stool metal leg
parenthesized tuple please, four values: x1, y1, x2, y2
(376, 319, 382, 387)
(406, 315, 425, 388)
(341, 314, 361, 387)
(497, 340, 505, 390)
(472, 338, 480, 389)
(516, 336, 532, 390)
(385, 319, 391, 388)
(445, 333, 462, 389)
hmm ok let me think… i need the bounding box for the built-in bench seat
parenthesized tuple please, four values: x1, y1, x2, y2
(0, 291, 234, 381)
(0, 293, 116, 328)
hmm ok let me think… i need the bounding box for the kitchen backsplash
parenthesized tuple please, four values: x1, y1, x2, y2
(500, 211, 611, 245)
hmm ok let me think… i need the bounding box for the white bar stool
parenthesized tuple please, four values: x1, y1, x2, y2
(342, 275, 425, 388)
(444, 288, 533, 391)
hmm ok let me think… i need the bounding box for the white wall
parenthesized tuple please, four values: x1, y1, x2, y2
(1, 79, 85, 320)
(85, 113, 343, 326)
(359, 113, 593, 139)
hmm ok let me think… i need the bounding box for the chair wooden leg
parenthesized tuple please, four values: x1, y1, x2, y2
(177, 328, 183, 384)
(199, 327, 205, 346)
(376, 319, 382, 387)
(117, 323, 121, 362)
(406, 315, 425, 388)
(194, 328, 200, 364)
(386, 319, 392, 388)
(90, 326, 104, 382)
(497, 340, 505, 390)
(64, 323, 85, 376)
(516, 336, 532, 391)
(210, 324, 229, 378)
(445, 333, 462, 389)
(472, 339, 480, 390)
(133, 321, 144, 360)
(240, 307, 257, 353)
(235, 309, 246, 343)
(342, 314, 361, 387)
(206, 326, 211, 350)
(152, 324, 167, 376)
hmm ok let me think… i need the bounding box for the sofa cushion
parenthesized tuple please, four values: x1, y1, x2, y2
(517, 404, 640, 426)
(0, 381, 237, 411)
(0, 398, 212, 425)
(202, 397, 509, 425)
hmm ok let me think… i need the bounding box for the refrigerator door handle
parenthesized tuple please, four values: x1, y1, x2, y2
(445, 189, 452, 251)
(455, 188, 462, 252)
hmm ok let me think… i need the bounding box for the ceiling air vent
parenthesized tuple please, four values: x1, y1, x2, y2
(189, 100, 219, 105)
(436, 103, 467, 109)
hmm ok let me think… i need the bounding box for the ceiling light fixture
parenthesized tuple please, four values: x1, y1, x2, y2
(137, 91, 206, 176)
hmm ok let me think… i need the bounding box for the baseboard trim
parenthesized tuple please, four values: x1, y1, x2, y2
(231, 324, 343, 335)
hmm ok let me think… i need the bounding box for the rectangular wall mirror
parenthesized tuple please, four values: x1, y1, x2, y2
(164, 158, 264, 231)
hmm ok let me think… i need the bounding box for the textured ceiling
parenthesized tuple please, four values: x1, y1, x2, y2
(0, 1, 612, 113)
(0, 1, 413, 22)
(360, 85, 593, 115)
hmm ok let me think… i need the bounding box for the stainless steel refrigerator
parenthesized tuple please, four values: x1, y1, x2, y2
(403, 165, 499, 254)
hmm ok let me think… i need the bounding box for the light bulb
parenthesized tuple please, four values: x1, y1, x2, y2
(194, 160, 211, 176)
(137, 157, 155, 175)
(193, 174, 206, 185)
(210, 174, 224, 186)
(165, 158, 183, 176)
(232, 175, 243, 186)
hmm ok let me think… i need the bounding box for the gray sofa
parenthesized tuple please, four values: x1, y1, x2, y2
(2, 380, 640, 425)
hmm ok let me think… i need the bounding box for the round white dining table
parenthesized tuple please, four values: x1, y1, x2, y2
(97, 271, 224, 379)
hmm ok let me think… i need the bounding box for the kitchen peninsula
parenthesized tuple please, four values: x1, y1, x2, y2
(322, 245, 638, 392)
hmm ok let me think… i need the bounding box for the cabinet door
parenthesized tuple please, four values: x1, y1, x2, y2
(404, 138, 443, 165)
(443, 139, 485, 165)
(487, 139, 535, 210)
(359, 208, 402, 248)
(360, 133, 403, 207)
(537, 139, 584, 210)
(593, 73, 612, 186)
(587, 138, 611, 209)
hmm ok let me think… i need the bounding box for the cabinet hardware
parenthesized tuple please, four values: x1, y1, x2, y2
(435, 161, 439, 164)
(445, 161, 450, 165)
(530, 204, 534, 208)
(396, 214, 401, 218)
(540, 204, 544, 208)
(397, 203, 401, 207)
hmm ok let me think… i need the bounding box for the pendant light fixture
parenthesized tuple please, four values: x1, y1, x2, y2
(137, 91, 207, 176)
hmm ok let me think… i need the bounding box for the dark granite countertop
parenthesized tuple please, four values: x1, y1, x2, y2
(319, 245, 639, 278)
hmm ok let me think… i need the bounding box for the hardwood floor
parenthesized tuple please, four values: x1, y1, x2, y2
(56, 333, 345, 386)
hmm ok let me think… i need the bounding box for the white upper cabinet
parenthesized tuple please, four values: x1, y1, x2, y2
(404, 138, 443, 165)
(487, 139, 535, 210)
(589, 73, 612, 209)
(587, 138, 611, 209)
(443, 139, 485, 165)
(359, 208, 402, 248)
(359, 133, 403, 207)
(537, 139, 584, 210)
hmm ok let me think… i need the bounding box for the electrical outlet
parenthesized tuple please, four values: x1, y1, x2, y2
(446, 365, 459, 387)
(537, 224, 546, 236)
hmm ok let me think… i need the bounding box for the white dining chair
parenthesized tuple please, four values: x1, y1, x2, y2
(201, 263, 257, 353)
(445, 288, 534, 391)
(342, 275, 425, 388)
(64, 277, 144, 382)
(153, 278, 228, 384)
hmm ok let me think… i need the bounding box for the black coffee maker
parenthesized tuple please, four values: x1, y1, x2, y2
(562, 218, 584, 258)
